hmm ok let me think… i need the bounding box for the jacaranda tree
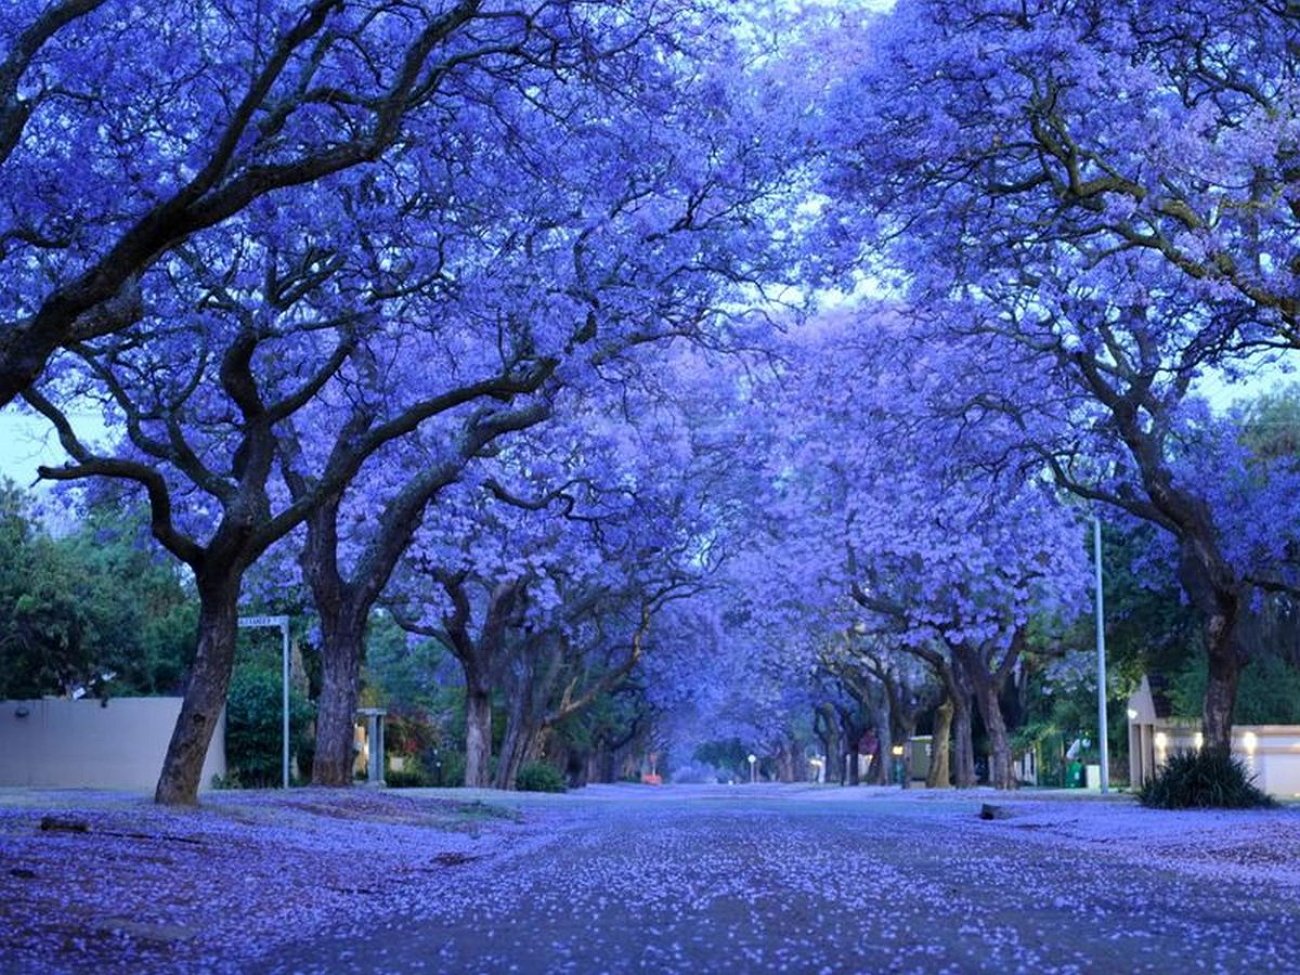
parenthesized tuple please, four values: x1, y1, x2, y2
(823, 0, 1300, 749)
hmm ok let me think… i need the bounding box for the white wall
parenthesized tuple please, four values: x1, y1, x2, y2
(0, 697, 225, 791)
(1128, 718, 1300, 799)
(1237, 726, 1300, 799)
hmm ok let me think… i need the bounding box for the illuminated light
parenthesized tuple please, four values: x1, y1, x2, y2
(1126, 708, 1139, 721)
(1243, 732, 1258, 753)
(1194, 732, 1204, 750)
(891, 745, 905, 757)
(1154, 732, 1168, 750)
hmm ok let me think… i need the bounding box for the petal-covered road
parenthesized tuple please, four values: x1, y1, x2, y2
(252, 787, 1300, 975)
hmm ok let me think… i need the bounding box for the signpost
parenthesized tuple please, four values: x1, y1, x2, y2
(1093, 518, 1110, 794)
(238, 615, 291, 789)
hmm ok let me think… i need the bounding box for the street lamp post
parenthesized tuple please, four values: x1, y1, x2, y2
(747, 753, 757, 784)
(238, 614, 291, 789)
(1093, 518, 1110, 794)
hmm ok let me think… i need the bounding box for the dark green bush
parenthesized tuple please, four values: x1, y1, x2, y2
(516, 761, 566, 793)
(385, 764, 431, 788)
(1138, 746, 1274, 809)
(225, 668, 315, 788)
(421, 750, 465, 788)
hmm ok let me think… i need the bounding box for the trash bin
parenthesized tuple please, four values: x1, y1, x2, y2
(1066, 761, 1085, 788)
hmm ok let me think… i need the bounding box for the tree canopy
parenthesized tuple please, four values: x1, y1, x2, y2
(3, 0, 1299, 798)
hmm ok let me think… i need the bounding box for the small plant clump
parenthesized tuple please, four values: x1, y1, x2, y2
(515, 762, 567, 793)
(1138, 746, 1275, 810)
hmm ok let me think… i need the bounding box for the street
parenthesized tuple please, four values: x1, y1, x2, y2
(251, 787, 1300, 974)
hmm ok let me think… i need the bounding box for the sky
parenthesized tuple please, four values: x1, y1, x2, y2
(0, 408, 107, 489)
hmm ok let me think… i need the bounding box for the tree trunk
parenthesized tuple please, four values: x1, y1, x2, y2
(972, 677, 1015, 790)
(495, 708, 537, 790)
(872, 699, 892, 785)
(814, 704, 841, 784)
(896, 720, 916, 789)
(1170, 516, 1248, 752)
(1203, 612, 1243, 750)
(587, 739, 614, 784)
(775, 739, 796, 783)
(155, 572, 242, 806)
(301, 496, 369, 789)
(952, 692, 976, 788)
(311, 609, 365, 786)
(838, 706, 865, 786)
(495, 634, 561, 790)
(926, 698, 954, 788)
(464, 687, 493, 788)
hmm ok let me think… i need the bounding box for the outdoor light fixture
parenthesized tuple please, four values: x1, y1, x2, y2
(1154, 732, 1168, 750)
(891, 745, 905, 757)
(1127, 708, 1139, 721)
(1243, 732, 1258, 754)
(1194, 732, 1204, 750)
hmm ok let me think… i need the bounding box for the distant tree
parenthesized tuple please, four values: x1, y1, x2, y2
(0, 481, 196, 699)
(0, 480, 94, 698)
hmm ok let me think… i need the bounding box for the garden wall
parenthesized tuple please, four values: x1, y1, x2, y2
(0, 697, 225, 791)
(1127, 676, 1300, 798)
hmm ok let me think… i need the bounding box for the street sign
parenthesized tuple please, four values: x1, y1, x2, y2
(238, 615, 288, 628)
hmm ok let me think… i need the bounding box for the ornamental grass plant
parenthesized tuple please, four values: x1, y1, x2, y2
(1138, 746, 1274, 809)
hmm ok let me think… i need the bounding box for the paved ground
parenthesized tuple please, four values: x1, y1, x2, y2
(247, 787, 1300, 975)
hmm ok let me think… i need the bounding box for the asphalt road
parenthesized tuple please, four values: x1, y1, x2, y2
(250, 788, 1300, 975)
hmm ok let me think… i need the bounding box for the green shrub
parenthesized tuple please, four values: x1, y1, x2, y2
(1138, 746, 1274, 809)
(516, 761, 566, 793)
(385, 765, 431, 788)
(209, 772, 242, 790)
(225, 667, 315, 788)
(418, 750, 465, 788)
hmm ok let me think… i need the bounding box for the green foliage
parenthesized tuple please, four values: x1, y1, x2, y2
(224, 667, 315, 788)
(1171, 652, 1300, 724)
(1239, 385, 1300, 462)
(515, 761, 566, 793)
(692, 738, 749, 779)
(363, 615, 459, 713)
(1138, 747, 1274, 810)
(386, 711, 437, 758)
(437, 750, 466, 788)
(384, 711, 451, 789)
(384, 762, 431, 788)
(0, 482, 197, 700)
(1099, 522, 1200, 686)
